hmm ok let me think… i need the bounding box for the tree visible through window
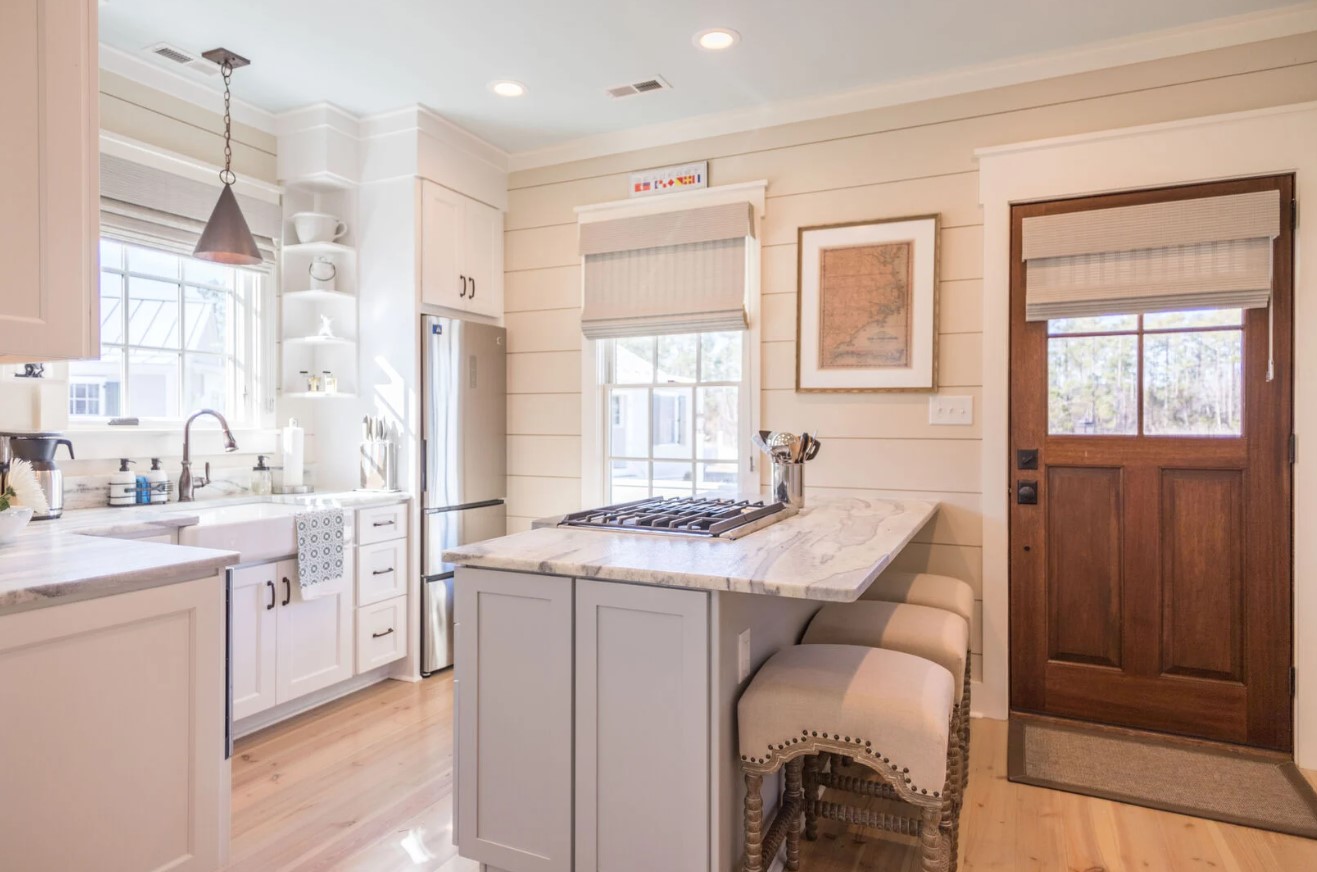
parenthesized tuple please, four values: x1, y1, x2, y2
(601, 331, 745, 503)
(68, 240, 262, 422)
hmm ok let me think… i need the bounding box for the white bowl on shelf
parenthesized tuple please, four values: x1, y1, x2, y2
(0, 506, 35, 544)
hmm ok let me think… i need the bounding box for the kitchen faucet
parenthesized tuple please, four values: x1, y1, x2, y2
(179, 409, 239, 502)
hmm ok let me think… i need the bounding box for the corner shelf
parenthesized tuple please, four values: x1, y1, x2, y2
(282, 242, 355, 257)
(282, 289, 356, 303)
(284, 335, 355, 347)
(283, 391, 358, 400)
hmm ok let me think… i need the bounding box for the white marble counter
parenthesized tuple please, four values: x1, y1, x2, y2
(0, 490, 410, 617)
(443, 496, 938, 602)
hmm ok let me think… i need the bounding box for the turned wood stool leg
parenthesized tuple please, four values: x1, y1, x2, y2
(744, 771, 765, 872)
(785, 758, 804, 871)
(803, 754, 821, 841)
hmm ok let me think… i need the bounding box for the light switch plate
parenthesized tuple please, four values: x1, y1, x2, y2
(929, 395, 973, 426)
(738, 629, 752, 683)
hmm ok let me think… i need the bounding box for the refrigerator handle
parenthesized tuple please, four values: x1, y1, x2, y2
(420, 437, 427, 506)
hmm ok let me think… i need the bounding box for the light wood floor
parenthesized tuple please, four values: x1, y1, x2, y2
(228, 673, 1317, 871)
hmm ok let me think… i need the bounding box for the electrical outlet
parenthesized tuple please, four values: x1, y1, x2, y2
(929, 395, 973, 426)
(738, 629, 752, 683)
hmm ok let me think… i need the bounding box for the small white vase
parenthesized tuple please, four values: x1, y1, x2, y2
(0, 506, 35, 544)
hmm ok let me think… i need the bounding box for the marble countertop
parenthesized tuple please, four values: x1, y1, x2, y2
(443, 496, 938, 602)
(0, 490, 409, 617)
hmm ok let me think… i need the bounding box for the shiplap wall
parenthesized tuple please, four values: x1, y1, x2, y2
(502, 32, 1317, 674)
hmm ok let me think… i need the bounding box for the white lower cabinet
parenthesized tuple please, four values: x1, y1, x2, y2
(356, 595, 408, 672)
(454, 569, 711, 872)
(231, 562, 279, 720)
(275, 558, 355, 702)
(230, 557, 355, 719)
(455, 569, 573, 872)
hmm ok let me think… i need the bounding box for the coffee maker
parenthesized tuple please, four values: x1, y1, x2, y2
(0, 432, 74, 520)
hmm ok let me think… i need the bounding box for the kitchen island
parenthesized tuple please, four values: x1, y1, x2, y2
(442, 496, 938, 872)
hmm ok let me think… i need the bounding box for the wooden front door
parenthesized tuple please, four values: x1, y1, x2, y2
(1009, 176, 1294, 751)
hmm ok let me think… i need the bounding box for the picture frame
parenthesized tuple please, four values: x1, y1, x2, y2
(795, 214, 940, 393)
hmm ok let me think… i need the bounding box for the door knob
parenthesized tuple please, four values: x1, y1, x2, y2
(1017, 480, 1038, 505)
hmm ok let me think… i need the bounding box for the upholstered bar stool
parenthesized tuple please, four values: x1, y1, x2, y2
(801, 601, 970, 866)
(738, 644, 958, 872)
(864, 572, 975, 782)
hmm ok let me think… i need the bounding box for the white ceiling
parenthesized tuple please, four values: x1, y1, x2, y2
(99, 0, 1307, 156)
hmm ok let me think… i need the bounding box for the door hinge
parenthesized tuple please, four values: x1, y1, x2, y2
(1290, 433, 1297, 464)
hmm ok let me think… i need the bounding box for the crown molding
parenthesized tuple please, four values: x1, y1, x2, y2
(98, 42, 278, 133)
(507, 2, 1317, 172)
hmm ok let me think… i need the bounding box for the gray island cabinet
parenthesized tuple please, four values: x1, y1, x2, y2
(443, 497, 938, 872)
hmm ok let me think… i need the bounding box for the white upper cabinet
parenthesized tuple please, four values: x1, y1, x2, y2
(421, 179, 504, 319)
(0, 0, 99, 362)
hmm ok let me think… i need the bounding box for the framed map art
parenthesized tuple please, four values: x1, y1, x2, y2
(795, 214, 939, 392)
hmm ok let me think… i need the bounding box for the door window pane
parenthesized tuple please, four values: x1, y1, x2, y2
(1048, 314, 1139, 335)
(1048, 335, 1138, 435)
(1143, 308, 1243, 330)
(1144, 331, 1243, 436)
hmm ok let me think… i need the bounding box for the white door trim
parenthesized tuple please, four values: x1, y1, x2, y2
(976, 100, 1317, 765)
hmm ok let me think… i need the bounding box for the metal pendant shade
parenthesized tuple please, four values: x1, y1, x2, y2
(194, 48, 261, 266)
(194, 182, 262, 265)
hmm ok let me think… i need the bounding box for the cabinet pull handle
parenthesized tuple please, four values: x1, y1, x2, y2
(459, 275, 467, 298)
(468, 277, 476, 300)
(372, 627, 395, 638)
(282, 577, 292, 606)
(266, 580, 276, 610)
(373, 519, 395, 527)
(372, 567, 394, 576)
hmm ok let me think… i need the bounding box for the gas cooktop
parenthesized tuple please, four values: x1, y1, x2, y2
(557, 496, 794, 539)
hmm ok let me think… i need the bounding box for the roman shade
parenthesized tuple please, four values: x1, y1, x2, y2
(1021, 190, 1281, 321)
(100, 153, 280, 265)
(579, 201, 755, 338)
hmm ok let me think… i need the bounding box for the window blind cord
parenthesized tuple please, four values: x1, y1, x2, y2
(1267, 298, 1275, 383)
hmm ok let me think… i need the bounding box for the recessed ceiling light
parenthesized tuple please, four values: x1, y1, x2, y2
(489, 80, 527, 98)
(694, 28, 740, 51)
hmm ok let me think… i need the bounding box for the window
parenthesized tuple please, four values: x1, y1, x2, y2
(600, 331, 747, 503)
(69, 239, 265, 423)
(1047, 309, 1244, 437)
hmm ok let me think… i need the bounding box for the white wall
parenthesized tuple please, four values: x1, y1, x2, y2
(500, 31, 1317, 701)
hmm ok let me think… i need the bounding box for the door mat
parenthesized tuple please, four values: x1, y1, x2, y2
(1008, 716, 1317, 839)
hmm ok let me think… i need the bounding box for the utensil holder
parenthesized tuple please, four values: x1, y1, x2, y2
(359, 440, 396, 491)
(771, 460, 804, 507)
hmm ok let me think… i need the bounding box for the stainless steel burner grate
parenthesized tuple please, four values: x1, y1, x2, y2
(558, 496, 791, 538)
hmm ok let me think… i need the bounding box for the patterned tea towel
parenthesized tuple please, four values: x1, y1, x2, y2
(296, 508, 347, 598)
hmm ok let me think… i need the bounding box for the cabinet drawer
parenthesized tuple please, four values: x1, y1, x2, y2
(356, 538, 407, 606)
(357, 596, 407, 673)
(356, 503, 407, 545)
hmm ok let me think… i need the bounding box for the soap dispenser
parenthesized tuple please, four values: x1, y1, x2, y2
(109, 459, 137, 507)
(146, 458, 169, 504)
(251, 455, 273, 496)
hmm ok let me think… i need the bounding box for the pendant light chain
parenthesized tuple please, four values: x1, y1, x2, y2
(220, 59, 236, 186)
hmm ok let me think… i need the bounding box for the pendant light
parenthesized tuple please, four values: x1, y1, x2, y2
(194, 49, 262, 266)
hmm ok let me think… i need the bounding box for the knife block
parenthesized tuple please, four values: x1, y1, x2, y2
(359, 440, 396, 491)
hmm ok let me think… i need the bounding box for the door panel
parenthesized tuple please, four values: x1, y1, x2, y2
(230, 562, 278, 720)
(1160, 469, 1245, 681)
(1045, 466, 1123, 668)
(274, 559, 354, 703)
(1009, 175, 1294, 751)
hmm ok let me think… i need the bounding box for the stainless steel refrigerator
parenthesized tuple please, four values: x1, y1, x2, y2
(421, 315, 507, 674)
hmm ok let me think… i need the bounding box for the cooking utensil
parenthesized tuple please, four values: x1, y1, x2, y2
(804, 436, 821, 461)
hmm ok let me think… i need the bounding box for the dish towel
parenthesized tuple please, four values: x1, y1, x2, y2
(295, 508, 347, 599)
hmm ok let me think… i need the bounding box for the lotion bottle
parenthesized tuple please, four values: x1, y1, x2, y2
(146, 458, 169, 504)
(109, 459, 136, 507)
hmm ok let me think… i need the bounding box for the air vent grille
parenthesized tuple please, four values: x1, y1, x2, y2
(145, 42, 220, 76)
(606, 76, 672, 99)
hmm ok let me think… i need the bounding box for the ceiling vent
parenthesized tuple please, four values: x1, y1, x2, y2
(144, 42, 220, 76)
(606, 76, 672, 99)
